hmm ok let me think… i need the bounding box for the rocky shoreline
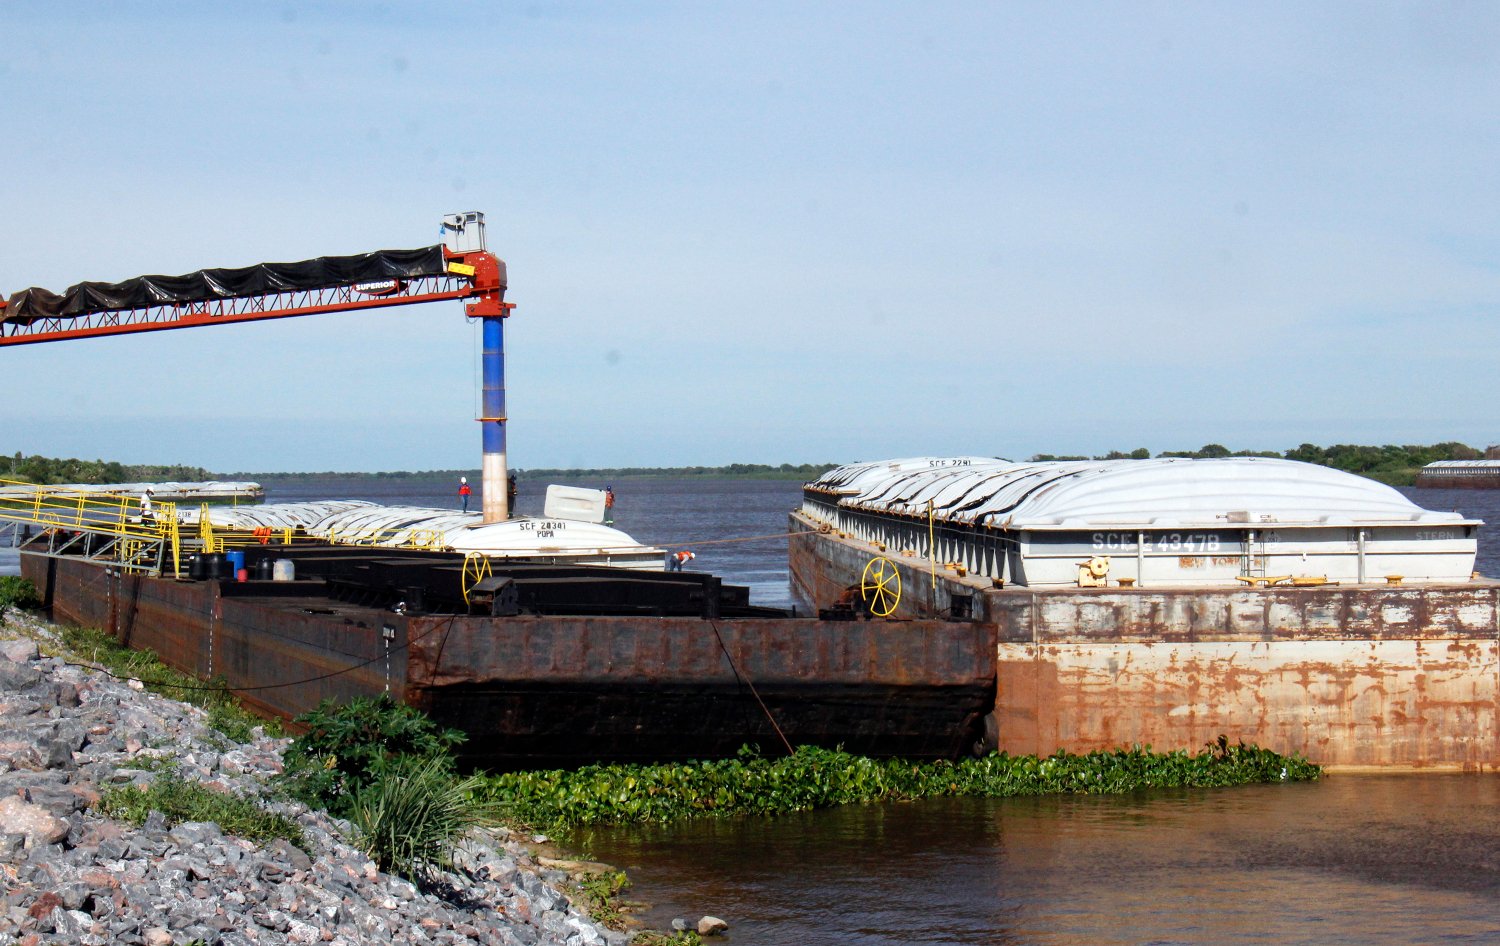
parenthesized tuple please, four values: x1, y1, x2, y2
(0, 611, 634, 946)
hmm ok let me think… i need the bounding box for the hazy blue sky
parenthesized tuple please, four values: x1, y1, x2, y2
(4, 2, 1498, 472)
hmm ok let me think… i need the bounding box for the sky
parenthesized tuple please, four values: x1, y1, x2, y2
(3, 2, 1499, 472)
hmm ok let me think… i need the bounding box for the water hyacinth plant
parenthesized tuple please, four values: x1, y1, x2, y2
(478, 739, 1319, 834)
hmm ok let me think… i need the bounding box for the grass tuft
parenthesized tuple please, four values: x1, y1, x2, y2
(98, 773, 303, 846)
(0, 576, 40, 620)
(348, 755, 500, 882)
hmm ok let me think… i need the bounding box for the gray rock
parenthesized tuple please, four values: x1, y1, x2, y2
(169, 821, 223, 848)
(56, 881, 89, 911)
(0, 639, 39, 663)
(43, 738, 75, 768)
(265, 837, 313, 872)
(671, 917, 688, 931)
(0, 795, 68, 846)
(5, 745, 42, 770)
(697, 915, 730, 936)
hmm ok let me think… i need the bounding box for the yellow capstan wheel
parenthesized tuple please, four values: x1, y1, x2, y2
(860, 556, 902, 617)
(461, 552, 493, 606)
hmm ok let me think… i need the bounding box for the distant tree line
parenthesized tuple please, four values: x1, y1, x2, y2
(8, 446, 1493, 488)
(219, 462, 842, 481)
(1030, 442, 1488, 486)
(0, 451, 211, 485)
(515, 462, 841, 480)
(223, 469, 474, 481)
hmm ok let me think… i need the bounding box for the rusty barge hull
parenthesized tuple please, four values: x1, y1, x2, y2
(23, 550, 996, 769)
(790, 510, 1500, 770)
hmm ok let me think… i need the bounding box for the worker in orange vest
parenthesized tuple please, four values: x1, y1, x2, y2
(604, 485, 615, 525)
(666, 550, 695, 572)
(458, 476, 472, 513)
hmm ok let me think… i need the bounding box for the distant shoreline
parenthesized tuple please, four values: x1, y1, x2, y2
(225, 463, 841, 482)
(7, 442, 1491, 487)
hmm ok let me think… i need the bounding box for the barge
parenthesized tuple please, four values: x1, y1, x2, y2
(0, 480, 263, 503)
(1416, 459, 1500, 489)
(19, 542, 998, 769)
(792, 457, 1500, 770)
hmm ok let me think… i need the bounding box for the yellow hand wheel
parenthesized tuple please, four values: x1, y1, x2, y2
(860, 556, 902, 617)
(461, 552, 493, 606)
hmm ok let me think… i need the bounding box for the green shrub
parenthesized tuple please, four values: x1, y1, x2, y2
(0, 576, 39, 618)
(480, 739, 1320, 834)
(348, 754, 499, 882)
(98, 773, 302, 847)
(281, 695, 466, 817)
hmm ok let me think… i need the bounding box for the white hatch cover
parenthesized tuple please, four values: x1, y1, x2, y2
(808, 456, 1480, 530)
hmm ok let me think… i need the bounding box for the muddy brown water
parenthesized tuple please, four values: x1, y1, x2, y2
(577, 775, 1500, 945)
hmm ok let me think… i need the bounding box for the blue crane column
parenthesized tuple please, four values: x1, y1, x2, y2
(481, 313, 508, 522)
(455, 243, 513, 524)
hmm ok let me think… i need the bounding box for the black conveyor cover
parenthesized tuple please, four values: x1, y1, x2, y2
(3, 245, 456, 325)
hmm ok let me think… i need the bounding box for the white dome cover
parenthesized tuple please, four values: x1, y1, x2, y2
(185, 500, 658, 555)
(809, 457, 1475, 529)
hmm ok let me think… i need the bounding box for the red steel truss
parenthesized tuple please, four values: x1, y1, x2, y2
(0, 250, 511, 346)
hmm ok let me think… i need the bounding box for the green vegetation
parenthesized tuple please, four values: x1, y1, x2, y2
(347, 755, 501, 882)
(280, 696, 498, 882)
(0, 450, 209, 485)
(575, 870, 634, 930)
(634, 934, 703, 946)
(55, 625, 276, 744)
(0, 576, 40, 620)
(280, 694, 467, 814)
(478, 739, 1319, 835)
(98, 771, 303, 846)
(1032, 441, 1486, 486)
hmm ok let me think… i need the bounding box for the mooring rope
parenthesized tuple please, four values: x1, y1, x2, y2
(707, 618, 795, 756)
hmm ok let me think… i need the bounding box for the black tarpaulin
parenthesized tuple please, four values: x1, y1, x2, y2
(3, 245, 458, 326)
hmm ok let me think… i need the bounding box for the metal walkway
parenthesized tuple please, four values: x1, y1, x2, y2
(0, 479, 469, 578)
(0, 479, 183, 575)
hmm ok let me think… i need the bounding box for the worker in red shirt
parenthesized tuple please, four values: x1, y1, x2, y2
(604, 485, 615, 525)
(458, 476, 472, 513)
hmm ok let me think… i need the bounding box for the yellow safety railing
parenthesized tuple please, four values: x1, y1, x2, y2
(324, 526, 446, 551)
(0, 478, 181, 573)
(198, 509, 220, 553)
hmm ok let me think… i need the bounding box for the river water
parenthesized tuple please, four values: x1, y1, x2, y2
(5, 477, 1500, 942)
